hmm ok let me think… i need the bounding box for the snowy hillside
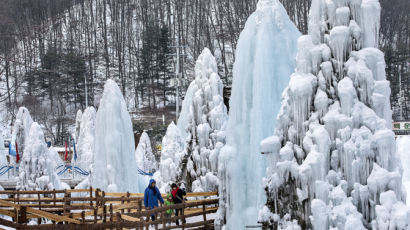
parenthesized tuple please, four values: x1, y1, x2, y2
(260, 0, 409, 229)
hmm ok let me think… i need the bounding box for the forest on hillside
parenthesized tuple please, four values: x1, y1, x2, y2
(0, 0, 408, 144)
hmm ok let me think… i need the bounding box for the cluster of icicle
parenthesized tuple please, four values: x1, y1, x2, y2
(260, 0, 409, 229)
(178, 48, 228, 192)
(154, 48, 227, 193)
(135, 131, 157, 173)
(14, 108, 68, 191)
(73, 107, 96, 171)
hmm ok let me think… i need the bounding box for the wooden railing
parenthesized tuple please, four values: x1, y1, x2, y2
(0, 188, 218, 229)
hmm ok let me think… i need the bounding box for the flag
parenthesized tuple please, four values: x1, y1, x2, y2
(15, 142, 20, 164)
(73, 142, 77, 161)
(64, 141, 68, 161)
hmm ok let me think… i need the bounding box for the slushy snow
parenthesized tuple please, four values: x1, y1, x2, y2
(90, 79, 143, 192)
(260, 0, 408, 228)
(215, 0, 300, 228)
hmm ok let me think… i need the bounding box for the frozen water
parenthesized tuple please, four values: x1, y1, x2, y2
(11, 107, 34, 160)
(135, 131, 157, 173)
(259, 0, 406, 228)
(74, 110, 83, 141)
(154, 122, 186, 192)
(397, 136, 410, 205)
(17, 122, 68, 191)
(74, 107, 96, 171)
(216, 0, 300, 228)
(176, 48, 227, 191)
(91, 79, 142, 192)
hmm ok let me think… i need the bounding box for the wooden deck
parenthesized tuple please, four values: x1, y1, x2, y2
(0, 188, 218, 229)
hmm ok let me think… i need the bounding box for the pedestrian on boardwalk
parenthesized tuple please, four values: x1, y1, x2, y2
(144, 179, 164, 221)
(164, 193, 174, 225)
(171, 183, 186, 225)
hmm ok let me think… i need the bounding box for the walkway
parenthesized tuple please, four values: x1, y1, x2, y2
(0, 188, 218, 229)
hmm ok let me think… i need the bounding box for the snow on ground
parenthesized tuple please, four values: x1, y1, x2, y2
(216, 0, 300, 229)
(397, 135, 410, 205)
(90, 79, 144, 193)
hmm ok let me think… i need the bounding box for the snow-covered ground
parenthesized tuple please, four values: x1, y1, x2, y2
(397, 135, 410, 205)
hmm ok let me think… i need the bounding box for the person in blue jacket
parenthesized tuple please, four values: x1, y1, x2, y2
(144, 179, 164, 221)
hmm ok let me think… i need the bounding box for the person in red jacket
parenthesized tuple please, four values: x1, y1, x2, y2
(171, 183, 186, 225)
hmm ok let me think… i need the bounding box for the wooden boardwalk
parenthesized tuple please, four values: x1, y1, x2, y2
(0, 188, 218, 229)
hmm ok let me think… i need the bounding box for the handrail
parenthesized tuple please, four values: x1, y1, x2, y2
(0, 188, 219, 229)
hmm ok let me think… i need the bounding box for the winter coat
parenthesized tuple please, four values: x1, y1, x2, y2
(171, 187, 186, 204)
(164, 194, 174, 215)
(144, 179, 164, 209)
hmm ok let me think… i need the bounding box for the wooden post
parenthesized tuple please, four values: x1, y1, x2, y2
(68, 213, 73, 225)
(63, 190, 71, 215)
(90, 186, 93, 207)
(103, 204, 107, 223)
(95, 189, 100, 207)
(181, 203, 185, 230)
(18, 206, 27, 225)
(121, 196, 125, 214)
(53, 189, 57, 207)
(102, 191, 106, 221)
(202, 204, 207, 221)
(37, 193, 42, 225)
(145, 213, 150, 230)
(81, 211, 86, 224)
(110, 203, 114, 224)
(116, 212, 122, 230)
(126, 192, 130, 213)
(161, 210, 167, 230)
(94, 207, 98, 223)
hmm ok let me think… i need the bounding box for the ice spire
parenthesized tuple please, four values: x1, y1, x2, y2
(260, 0, 408, 228)
(135, 131, 157, 173)
(177, 48, 228, 191)
(91, 79, 142, 192)
(215, 0, 300, 228)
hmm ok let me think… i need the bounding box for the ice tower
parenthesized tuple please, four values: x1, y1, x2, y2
(91, 80, 142, 192)
(260, 0, 409, 229)
(216, 0, 300, 228)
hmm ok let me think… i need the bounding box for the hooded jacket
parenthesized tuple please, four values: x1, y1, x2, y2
(144, 179, 164, 209)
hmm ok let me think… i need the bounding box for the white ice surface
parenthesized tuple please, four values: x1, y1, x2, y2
(217, 0, 300, 228)
(91, 79, 142, 192)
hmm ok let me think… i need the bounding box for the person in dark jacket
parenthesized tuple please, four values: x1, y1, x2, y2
(144, 179, 164, 221)
(171, 183, 186, 225)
